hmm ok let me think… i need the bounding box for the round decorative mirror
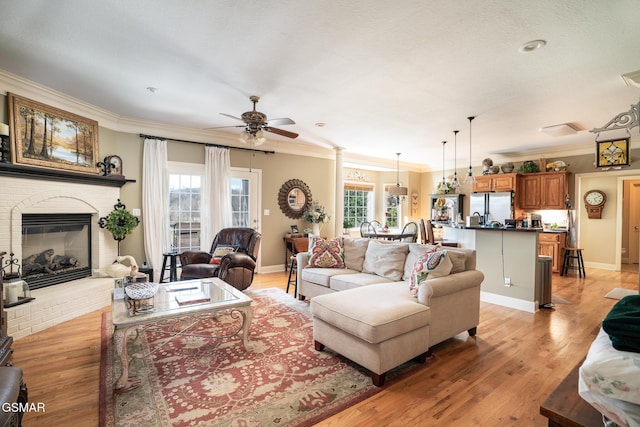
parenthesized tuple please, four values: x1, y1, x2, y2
(278, 179, 312, 219)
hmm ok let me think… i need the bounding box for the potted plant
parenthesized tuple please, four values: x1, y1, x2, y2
(302, 201, 331, 236)
(99, 199, 140, 255)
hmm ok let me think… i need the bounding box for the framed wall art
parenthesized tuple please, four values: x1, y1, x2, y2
(8, 93, 99, 174)
(596, 137, 629, 168)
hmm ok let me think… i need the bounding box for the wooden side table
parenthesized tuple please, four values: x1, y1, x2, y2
(283, 234, 304, 271)
(540, 360, 603, 426)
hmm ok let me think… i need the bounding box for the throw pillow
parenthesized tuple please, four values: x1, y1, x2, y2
(409, 251, 453, 297)
(209, 245, 238, 265)
(308, 238, 345, 268)
(362, 240, 409, 281)
(404, 243, 441, 280)
(342, 237, 370, 271)
(438, 249, 466, 274)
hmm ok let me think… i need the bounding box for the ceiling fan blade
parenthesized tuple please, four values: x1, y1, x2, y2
(265, 126, 298, 139)
(220, 113, 244, 122)
(206, 125, 245, 130)
(267, 117, 295, 126)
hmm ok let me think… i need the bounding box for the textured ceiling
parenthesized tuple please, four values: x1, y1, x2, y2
(1, 0, 639, 172)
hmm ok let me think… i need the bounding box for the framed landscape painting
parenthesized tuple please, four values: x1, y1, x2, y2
(8, 93, 99, 174)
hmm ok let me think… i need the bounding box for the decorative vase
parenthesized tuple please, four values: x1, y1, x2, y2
(312, 223, 321, 236)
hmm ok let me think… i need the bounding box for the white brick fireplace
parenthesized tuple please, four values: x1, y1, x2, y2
(1, 175, 121, 338)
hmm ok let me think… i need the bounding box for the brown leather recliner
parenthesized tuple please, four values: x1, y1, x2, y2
(180, 228, 261, 291)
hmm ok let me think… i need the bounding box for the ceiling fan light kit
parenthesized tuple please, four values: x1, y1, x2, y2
(220, 95, 298, 145)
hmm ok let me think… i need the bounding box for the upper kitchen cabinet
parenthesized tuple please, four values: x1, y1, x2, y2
(518, 171, 570, 210)
(472, 173, 517, 192)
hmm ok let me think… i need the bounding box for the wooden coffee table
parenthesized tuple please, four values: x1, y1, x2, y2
(111, 278, 253, 392)
(540, 360, 603, 426)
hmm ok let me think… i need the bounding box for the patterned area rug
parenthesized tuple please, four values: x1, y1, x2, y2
(100, 288, 435, 426)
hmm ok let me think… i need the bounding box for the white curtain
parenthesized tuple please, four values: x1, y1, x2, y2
(201, 146, 233, 249)
(142, 138, 169, 280)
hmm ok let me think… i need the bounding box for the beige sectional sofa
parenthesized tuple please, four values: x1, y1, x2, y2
(296, 237, 484, 386)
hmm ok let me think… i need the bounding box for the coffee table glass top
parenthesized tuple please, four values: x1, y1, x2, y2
(112, 278, 251, 327)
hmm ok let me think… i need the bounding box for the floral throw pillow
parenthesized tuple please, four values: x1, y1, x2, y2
(409, 251, 452, 297)
(307, 238, 345, 268)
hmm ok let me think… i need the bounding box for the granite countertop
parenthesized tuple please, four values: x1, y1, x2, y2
(446, 224, 569, 233)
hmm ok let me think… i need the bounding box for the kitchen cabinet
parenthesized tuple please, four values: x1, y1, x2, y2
(518, 171, 570, 210)
(538, 232, 566, 273)
(472, 173, 517, 192)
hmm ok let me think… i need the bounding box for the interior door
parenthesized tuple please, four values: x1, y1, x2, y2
(231, 168, 262, 271)
(630, 181, 640, 265)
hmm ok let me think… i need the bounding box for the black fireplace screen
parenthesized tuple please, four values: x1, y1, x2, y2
(22, 214, 92, 289)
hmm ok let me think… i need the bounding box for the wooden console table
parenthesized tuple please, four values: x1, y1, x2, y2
(540, 361, 603, 426)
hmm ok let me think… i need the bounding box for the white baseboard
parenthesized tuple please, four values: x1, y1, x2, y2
(480, 291, 538, 313)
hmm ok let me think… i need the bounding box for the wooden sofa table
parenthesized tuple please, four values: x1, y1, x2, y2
(539, 361, 603, 426)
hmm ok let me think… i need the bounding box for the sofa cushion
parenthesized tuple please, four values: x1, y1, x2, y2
(301, 267, 358, 288)
(404, 243, 441, 280)
(410, 251, 453, 297)
(330, 272, 393, 292)
(311, 282, 431, 344)
(342, 237, 370, 271)
(308, 237, 345, 268)
(362, 240, 409, 281)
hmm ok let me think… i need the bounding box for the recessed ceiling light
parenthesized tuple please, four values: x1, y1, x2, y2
(315, 122, 326, 127)
(146, 87, 158, 93)
(519, 40, 546, 53)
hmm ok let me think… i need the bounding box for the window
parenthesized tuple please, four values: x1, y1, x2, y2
(168, 163, 202, 252)
(343, 182, 374, 229)
(384, 184, 401, 227)
(231, 177, 250, 227)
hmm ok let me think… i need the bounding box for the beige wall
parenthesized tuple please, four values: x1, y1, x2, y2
(100, 132, 336, 270)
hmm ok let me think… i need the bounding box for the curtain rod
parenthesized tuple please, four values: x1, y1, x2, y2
(139, 134, 275, 154)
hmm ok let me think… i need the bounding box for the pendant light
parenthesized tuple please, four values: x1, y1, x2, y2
(451, 130, 461, 190)
(464, 116, 477, 183)
(388, 153, 408, 199)
(439, 140, 447, 193)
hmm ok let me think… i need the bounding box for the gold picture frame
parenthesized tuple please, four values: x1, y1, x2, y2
(8, 93, 99, 174)
(596, 137, 629, 168)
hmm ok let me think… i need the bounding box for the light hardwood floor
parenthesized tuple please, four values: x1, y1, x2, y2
(12, 266, 638, 426)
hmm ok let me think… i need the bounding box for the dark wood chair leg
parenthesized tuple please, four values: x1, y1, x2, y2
(314, 340, 325, 351)
(297, 294, 305, 301)
(371, 372, 386, 387)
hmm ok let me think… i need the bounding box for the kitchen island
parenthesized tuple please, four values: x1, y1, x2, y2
(443, 225, 543, 313)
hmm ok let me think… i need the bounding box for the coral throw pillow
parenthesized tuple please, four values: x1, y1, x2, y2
(307, 238, 345, 268)
(409, 251, 452, 296)
(209, 245, 237, 264)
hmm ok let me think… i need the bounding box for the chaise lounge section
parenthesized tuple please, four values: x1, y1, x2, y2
(297, 237, 484, 385)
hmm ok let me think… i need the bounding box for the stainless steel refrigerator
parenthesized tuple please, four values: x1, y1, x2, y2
(469, 192, 513, 225)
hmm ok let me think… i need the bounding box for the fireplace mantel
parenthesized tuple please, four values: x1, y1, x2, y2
(0, 163, 134, 187)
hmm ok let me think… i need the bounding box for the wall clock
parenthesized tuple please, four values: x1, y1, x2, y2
(105, 155, 123, 176)
(583, 189, 606, 219)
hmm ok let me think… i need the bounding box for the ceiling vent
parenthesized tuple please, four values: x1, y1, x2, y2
(539, 123, 580, 137)
(621, 70, 640, 88)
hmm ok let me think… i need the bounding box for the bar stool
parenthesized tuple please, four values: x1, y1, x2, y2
(159, 251, 181, 283)
(286, 255, 297, 297)
(561, 248, 585, 278)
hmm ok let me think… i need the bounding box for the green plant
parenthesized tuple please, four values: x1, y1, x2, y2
(100, 201, 139, 241)
(518, 160, 540, 173)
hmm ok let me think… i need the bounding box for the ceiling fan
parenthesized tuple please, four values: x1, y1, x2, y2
(213, 95, 298, 144)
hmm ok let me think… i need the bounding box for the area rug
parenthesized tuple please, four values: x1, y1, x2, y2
(605, 287, 638, 300)
(100, 288, 436, 426)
